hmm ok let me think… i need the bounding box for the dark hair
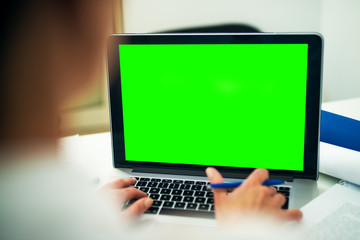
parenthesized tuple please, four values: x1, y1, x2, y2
(0, 1, 78, 144)
(0, 1, 29, 143)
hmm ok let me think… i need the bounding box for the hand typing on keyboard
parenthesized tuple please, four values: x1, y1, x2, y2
(205, 168, 302, 225)
(100, 177, 153, 222)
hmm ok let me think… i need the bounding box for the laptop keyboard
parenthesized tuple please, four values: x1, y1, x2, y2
(124, 177, 291, 219)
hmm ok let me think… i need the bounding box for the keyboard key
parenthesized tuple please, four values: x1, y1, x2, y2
(171, 189, 183, 195)
(183, 190, 194, 196)
(199, 204, 209, 211)
(278, 191, 289, 197)
(133, 177, 140, 180)
(206, 192, 213, 198)
(195, 197, 206, 203)
(186, 203, 198, 209)
(150, 194, 160, 200)
(145, 207, 159, 214)
(202, 185, 211, 192)
(157, 183, 169, 188)
(191, 185, 202, 191)
(174, 202, 186, 209)
(152, 200, 162, 207)
(282, 197, 289, 209)
(196, 181, 206, 185)
(163, 201, 174, 208)
(194, 191, 205, 197)
(162, 179, 172, 183)
(183, 196, 194, 202)
(184, 181, 195, 185)
(179, 184, 191, 190)
(169, 183, 180, 189)
(160, 195, 171, 201)
(140, 178, 150, 181)
(150, 178, 161, 182)
(173, 180, 184, 184)
(206, 198, 214, 204)
(147, 182, 158, 188)
(160, 189, 171, 194)
(159, 208, 214, 219)
(149, 188, 160, 194)
(210, 205, 214, 211)
(139, 187, 149, 193)
(279, 187, 290, 191)
(136, 181, 147, 187)
(171, 196, 183, 202)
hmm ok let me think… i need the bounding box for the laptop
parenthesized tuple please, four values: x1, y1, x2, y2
(106, 33, 323, 223)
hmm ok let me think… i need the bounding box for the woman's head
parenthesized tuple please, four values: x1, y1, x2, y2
(0, 1, 112, 147)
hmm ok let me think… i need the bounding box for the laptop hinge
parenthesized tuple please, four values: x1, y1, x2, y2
(132, 167, 294, 182)
(132, 167, 205, 177)
(269, 175, 294, 182)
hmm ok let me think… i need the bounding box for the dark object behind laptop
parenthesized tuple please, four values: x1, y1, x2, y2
(157, 23, 261, 34)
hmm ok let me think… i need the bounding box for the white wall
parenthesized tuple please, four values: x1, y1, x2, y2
(122, 0, 360, 102)
(320, 0, 360, 101)
(123, 0, 321, 33)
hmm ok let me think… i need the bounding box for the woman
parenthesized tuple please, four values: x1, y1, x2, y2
(0, 1, 301, 239)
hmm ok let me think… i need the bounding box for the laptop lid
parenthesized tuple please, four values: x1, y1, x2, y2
(107, 33, 323, 181)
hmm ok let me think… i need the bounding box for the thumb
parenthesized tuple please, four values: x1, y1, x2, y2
(206, 167, 227, 201)
(122, 197, 153, 221)
(206, 167, 225, 184)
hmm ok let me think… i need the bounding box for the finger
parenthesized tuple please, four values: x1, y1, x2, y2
(268, 193, 286, 208)
(279, 209, 303, 221)
(123, 197, 153, 221)
(254, 186, 272, 206)
(106, 177, 137, 189)
(119, 187, 147, 203)
(269, 186, 277, 196)
(206, 167, 225, 184)
(206, 167, 227, 202)
(242, 169, 269, 188)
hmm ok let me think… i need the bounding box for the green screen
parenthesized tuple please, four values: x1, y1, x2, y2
(119, 44, 308, 171)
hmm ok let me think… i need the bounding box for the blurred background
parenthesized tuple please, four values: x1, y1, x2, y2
(60, 0, 360, 136)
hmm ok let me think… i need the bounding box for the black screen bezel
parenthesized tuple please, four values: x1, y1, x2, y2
(107, 33, 323, 180)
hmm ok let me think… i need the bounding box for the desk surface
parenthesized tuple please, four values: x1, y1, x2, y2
(322, 97, 360, 120)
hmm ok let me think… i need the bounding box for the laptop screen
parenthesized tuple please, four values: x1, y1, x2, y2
(118, 43, 308, 171)
(107, 33, 322, 180)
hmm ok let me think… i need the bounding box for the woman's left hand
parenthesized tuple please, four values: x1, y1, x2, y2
(100, 177, 153, 221)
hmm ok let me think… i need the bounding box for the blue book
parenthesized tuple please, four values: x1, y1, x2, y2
(320, 110, 360, 152)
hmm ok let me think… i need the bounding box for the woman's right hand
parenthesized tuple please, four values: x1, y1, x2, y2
(206, 167, 302, 225)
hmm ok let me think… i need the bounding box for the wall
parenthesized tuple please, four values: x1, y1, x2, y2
(320, 0, 360, 101)
(122, 0, 360, 102)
